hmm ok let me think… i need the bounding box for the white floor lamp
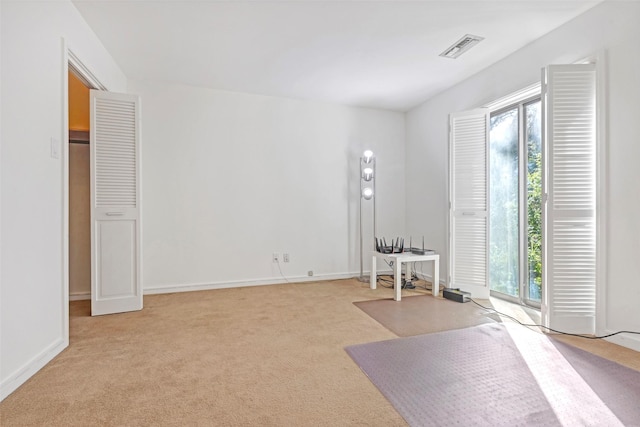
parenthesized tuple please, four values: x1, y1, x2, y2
(359, 150, 376, 282)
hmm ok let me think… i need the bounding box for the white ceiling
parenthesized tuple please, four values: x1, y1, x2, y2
(72, 0, 601, 112)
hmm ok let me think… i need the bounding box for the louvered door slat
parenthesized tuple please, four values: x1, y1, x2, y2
(544, 64, 596, 333)
(95, 98, 137, 209)
(449, 110, 489, 294)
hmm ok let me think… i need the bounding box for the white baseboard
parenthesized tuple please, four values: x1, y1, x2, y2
(143, 271, 360, 295)
(606, 331, 640, 352)
(0, 338, 67, 401)
(75, 269, 440, 299)
(72, 273, 366, 299)
(69, 292, 90, 301)
(414, 271, 446, 288)
(71, 270, 397, 300)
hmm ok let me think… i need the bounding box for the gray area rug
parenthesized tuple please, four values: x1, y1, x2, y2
(346, 323, 640, 427)
(354, 295, 500, 336)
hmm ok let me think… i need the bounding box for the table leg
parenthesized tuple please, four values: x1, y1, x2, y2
(432, 259, 439, 297)
(405, 261, 411, 285)
(394, 260, 402, 301)
(370, 255, 377, 289)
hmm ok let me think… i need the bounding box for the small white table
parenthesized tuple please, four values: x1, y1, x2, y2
(370, 251, 440, 301)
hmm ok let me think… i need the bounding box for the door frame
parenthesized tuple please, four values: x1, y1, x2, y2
(62, 39, 107, 344)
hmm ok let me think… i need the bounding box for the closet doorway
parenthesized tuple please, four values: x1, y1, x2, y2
(68, 70, 92, 301)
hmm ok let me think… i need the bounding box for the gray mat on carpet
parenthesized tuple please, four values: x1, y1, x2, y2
(354, 295, 500, 336)
(345, 323, 640, 427)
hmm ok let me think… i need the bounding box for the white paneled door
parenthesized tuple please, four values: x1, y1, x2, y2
(449, 109, 490, 297)
(90, 90, 142, 316)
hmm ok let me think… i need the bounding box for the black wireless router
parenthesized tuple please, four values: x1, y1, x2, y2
(411, 236, 434, 255)
(375, 237, 404, 254)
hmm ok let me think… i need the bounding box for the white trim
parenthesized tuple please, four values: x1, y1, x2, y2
(541, 66, 549, 327)
(0, 338, 66, 400)
(70, 277, 369, 301)
(143, 271, 449, 297)
(593, 50, 608, 338)
(68, 50, 106, 91)
(482, 82, 541, 111)
(144, 272, 383, 295)
(606, 333, 640, 353)
(60, 38, 70, 354)
(63, 39, 106, 314)
(414, 272, 449, 288)
(70, 292, 91, 301)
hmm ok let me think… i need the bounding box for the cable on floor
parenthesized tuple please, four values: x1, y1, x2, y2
(470, 299, 640, 340)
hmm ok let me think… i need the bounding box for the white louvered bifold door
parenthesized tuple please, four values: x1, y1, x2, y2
(449, 110, 489, 296)
(90, 90, 142, 316)
(543, 64, 596, 333)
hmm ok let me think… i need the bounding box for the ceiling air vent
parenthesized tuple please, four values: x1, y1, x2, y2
(439, 34, 484, 59)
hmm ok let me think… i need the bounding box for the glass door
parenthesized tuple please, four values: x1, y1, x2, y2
(489, 99, 541, 307)
(489, 107, 519, 299)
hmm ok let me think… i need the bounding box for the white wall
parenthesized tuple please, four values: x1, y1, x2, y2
(129, 80, 405, 293)
(0, 1, 126, 400)
(406, 1, 640, 348)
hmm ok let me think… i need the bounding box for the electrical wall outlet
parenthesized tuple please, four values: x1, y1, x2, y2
(272, 253, 279, 263)
(283, 253, 290, 263)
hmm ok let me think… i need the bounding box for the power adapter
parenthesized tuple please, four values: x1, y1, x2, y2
(443, 287, 471, 303)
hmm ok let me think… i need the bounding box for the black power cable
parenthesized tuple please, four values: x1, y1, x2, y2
(376, 274, 399, 289)
(471, 299, 640, 340)
(376, 274, 432, 291)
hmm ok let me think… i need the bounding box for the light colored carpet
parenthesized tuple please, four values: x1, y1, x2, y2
(346, 323, 640, 427)
(0, 280, 410, 426)
(2, 279, 638, 426)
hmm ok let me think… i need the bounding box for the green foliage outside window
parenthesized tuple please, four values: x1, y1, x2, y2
(527, 152, 542, 300)
(526, 102, 542, 300)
